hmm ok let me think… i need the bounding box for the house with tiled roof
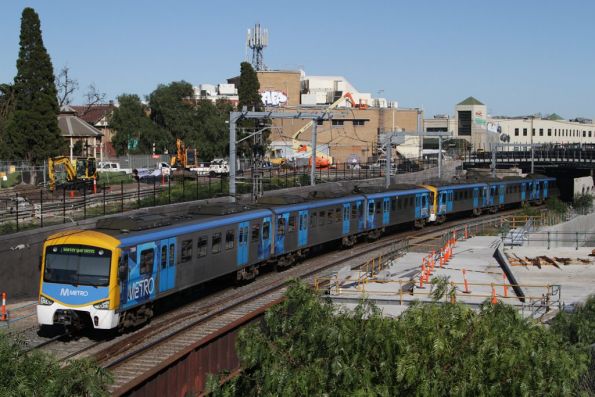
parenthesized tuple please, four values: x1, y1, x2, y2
(70, 103, 116, 157)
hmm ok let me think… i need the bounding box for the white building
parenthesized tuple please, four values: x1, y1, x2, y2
(424, 96, 595, 150)
(192, 84, 239, 105)
(300, 74, 397, 108)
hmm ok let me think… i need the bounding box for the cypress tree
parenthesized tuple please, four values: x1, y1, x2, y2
(238, 62, 262, 111)
(5, 7, 64, 165)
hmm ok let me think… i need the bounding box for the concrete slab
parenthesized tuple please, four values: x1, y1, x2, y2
(505, 246, 595, 307)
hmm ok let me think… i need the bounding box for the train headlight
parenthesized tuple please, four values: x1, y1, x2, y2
(39, 296, 54, 306)
(93, 300, 110, 310)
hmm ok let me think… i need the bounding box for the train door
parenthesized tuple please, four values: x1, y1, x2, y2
(356, 201, 364, 231)
(473, 188, 479, 209)
(447, 191, 454, 212)
(482, 186, 488, 207)
(122, 242, 157, 309)
(535, 181, 541, 199)
(298, 210, 309, 246)
(521, 183, 526, 201)
(544, 181, 549, 198)
(498, 184, 505, 205)
(237, 221, 249, 267)
(420, 194, 429, 217)
(275, 213, 289, 255)
(415, 195, 422, 219)
(367, 200, 375, 229)
(382, 198, 390, 225)
(259, 217, 272, 260)
(438, 191, 446, 214)
(158, 238, 176, 293)
(490, 185, 497, 206)
(342, 204, 351, 235)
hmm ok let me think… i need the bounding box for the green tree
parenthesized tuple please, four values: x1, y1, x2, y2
(209, 281, 588, 396)
(0, 332, 111, 396)
(148, 81, 196, 146)
(237, 62, 268, 159)
(238, 62, 261, 111)
(0, 83, 16, 158)
(5, 8, 64, 165)
(110, 94, 170, 155)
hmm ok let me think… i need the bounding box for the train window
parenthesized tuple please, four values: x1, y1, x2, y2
(351, 204, 357, 219)
(464, 191, 468, 199)
(161, 246, 167, 269)
(226, 230, 234, 250)
(278, 218, 286, 235)
(409, 197, 414, 207)
(368, 202, 374, 216)
(391, 198, 396, 212)
(197, 236, 207, 257)
(212, 233, 221, 254)
(251, 224, 260, 242)
(181, 240, 193, 262)
(140, 249, 154, 275)
(335, 208, 341, 222)
(327, 210, 334, 224)
(376, 202, 381, 214)
(397, 198, 402, 209)
(263, 222, 270, 240)
(310, 212, 317, 228)
(288, 216, 296, 232)
(169, 244, 175, 266)
(319, 211, 325, 226)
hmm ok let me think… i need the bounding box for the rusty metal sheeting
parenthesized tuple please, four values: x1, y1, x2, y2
(114, 299, 281, 397)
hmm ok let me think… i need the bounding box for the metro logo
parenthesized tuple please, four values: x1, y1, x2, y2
(59, 288, 89, 297)
(127, 277, 155, 302)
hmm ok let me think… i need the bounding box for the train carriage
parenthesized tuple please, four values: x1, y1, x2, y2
(359, 185, 431, 231)
(37, 174, 556, 332)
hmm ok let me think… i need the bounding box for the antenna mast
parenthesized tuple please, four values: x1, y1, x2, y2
(246, 23, 268, 71)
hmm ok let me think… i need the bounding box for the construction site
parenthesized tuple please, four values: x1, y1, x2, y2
(317, 209, 595, 321)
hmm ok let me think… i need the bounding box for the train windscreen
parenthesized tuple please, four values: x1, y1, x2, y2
(44, 245, 111, 287)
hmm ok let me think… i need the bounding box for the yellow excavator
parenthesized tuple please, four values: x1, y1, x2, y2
(271, 92, 365, 168)
(170, 138, 198, 169)
(48, 156, 98, 192)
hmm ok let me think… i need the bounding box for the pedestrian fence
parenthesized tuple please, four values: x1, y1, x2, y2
(0, 293, 36, 329)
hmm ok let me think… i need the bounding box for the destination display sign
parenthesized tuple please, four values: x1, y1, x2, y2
(47, 245, 111, 257)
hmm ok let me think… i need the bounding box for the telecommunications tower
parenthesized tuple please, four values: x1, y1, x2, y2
(246, 23, 268, 71)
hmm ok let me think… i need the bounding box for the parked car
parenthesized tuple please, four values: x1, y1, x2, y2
(98, 161, 132, 174)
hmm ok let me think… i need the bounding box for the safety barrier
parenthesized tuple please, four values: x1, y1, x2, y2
(1, 292, 6, 321)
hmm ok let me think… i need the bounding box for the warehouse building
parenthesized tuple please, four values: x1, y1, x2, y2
(227, 70, 422, 164)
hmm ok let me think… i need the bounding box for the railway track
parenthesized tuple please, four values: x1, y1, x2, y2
(17, 207, 528, 394)
(95, 210, 521, 395)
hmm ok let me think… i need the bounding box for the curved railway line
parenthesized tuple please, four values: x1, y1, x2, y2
(21, 208, 530, 394)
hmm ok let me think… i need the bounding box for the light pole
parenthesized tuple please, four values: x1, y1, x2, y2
(530, 116, 535, 174)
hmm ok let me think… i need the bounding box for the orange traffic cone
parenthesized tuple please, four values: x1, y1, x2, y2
(491, 284, 498, 304)
(462, 269, 470, 294)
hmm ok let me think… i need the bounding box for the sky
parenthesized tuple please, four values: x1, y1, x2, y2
(1, 1, 594, 119)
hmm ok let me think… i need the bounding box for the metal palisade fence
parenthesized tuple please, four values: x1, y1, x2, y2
(0, 158, 438, 235)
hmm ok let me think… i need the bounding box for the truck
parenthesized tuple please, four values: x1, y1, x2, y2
(208, 159, 229, 176)
(98, 161, 132, 174)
